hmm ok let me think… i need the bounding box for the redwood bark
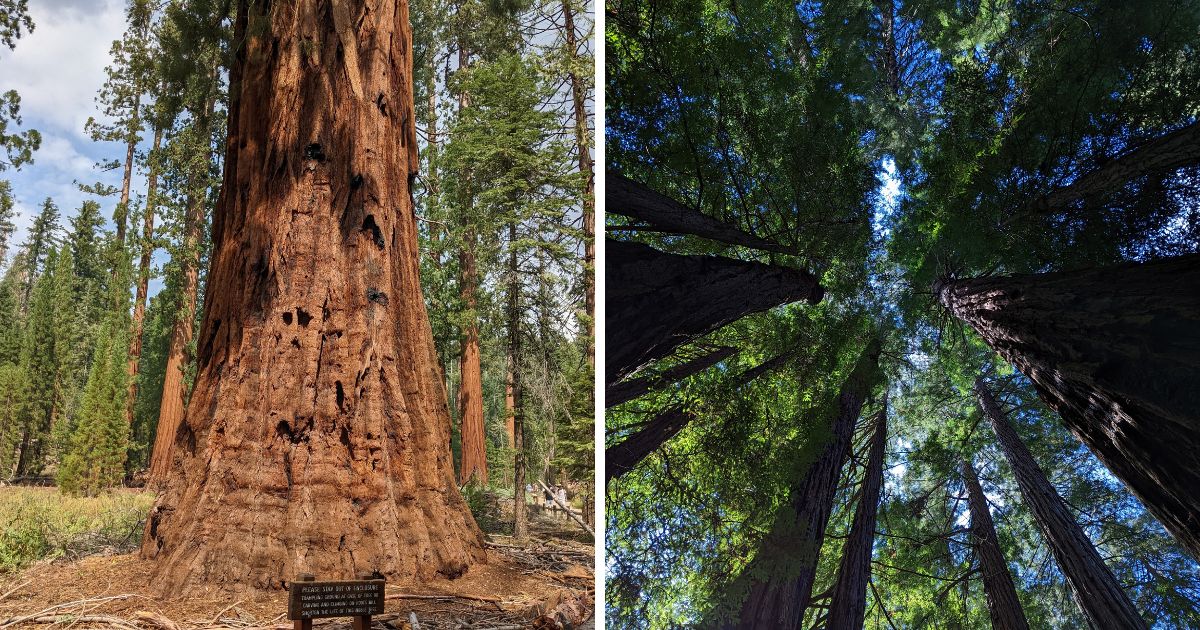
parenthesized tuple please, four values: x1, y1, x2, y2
(562, 0, 594, 368)
(937, 253, 1200, 560)
(976, 378, 1146, 629)
(826, 402, 887, 630)
(1033, 121, 1200, 212)
(125, 123, 163, 430)
(146, 105, 210, 491)
(607, 239, 822, 383)
(962, 458, 1030, 630)
(457, 239, 487, 486)
(721, 339, 880, 629)
(607, 348, 797, 484)
(607, 345, 737, 408)
(140, 0, 485, 592)
(607, 174, 795, 255)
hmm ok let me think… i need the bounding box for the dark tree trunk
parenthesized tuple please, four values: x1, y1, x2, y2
(607, 348, 798, 484)
(826, 401, 887, 630)
(140, 0, 485, 593)
(962, 458, 1030, 630)
(607, 345, 737, 408)
(561, 0, 594, 371)
(975, 378, 1147, 629)
(607, 239, 822, 383)
(607, 174, 796, 255)
(509, 223, 528, 541)
(875, 0, 900, 97)
(1033, 121, 1200, 212)
(718, 339, 880, 630)
(936, 253, 1200, 560)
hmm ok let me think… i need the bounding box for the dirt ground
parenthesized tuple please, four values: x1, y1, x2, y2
(0, 505, 594, 629)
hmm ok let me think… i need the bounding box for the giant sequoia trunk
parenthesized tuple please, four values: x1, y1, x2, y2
(607, 345, 737, 408)
(975, 379, 1146, 629)
(719, 339, 880, 630)
(825, 401, 887, 630)
(1032, 121, 1200, 212)
(962, 458, 1029, 630)
(936, 254, 1200, 560)
(146, 105, 211, 491)
(607, 174, 795, 255)
(607, 239, 822, 383)
(125, 124, 163, 428)
(140, 0, 485, 592)
(457, 239, 487, 486)
(607, 348, 796, 484)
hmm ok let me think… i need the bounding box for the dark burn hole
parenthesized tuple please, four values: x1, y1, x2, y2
(276, 418, 310, 444)
(376, 93, 389, 116)
(297, 308, 313, 327)
(291, 338, 300, 349)
(362, 215, 385, 250)
(351, 173, 364, 189)
(340, 425, 354, 458)
(304, 142, 326, 162)
(336, 381, 345, 411)
(282, 312, 293, 325)
(366, 288, 389, 305)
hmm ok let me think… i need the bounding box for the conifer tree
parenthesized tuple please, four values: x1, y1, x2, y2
(0, 179, 15, 266)
(0, 0, 39, 171)
(18, 197, 59, 309)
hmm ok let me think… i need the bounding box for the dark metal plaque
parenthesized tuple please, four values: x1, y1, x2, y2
(287, 579, 385, 619)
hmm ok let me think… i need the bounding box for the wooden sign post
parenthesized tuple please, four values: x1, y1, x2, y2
(288, 573, 385, 630)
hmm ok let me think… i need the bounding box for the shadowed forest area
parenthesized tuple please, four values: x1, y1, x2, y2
(0, 0, 594, 627)
(604, 1, 1200, 628)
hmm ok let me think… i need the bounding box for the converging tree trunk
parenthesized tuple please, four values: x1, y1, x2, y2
(607, 239, 822, 383)
(457, 237, 487, 486)
(1033, 121, 1200, 212)
(975, 378, 1146, 629)
(826, 400, 887, 630)
(962, 458, 1030, 630)
(607, 345, 737, 408)
(607, 348, 797, 484)
(936, 254, 1200, 560)
(140, 0, 486, 593)
(607, 174, 796, 255)
(125, 123, 163, 429)
(718, 339, 880, 630)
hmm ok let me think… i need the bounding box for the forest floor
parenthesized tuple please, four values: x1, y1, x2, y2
(0, 487, 595, 629)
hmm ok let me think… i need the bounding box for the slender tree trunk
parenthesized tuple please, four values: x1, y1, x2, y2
(1033, 121, 1200, 212)
(607, 174, 796, 255)
(114, 93, 141, 248)
(607, 345, 737, 408)
(975, 378, 1146, 629)
(875, 0, 900, 97)
(125, 124, 163, 431)
(509, 223, 528, 541)
(607, 239, 822, 383)
(962, 458, 1030, 630)
(561, 0, 594, 369)
(140, 0, 485, 593)
(607, 348, 797, 484)
(424, 57, 442, 269)
(504, 363, 515, 448)
(145, 114, 210, 491)
(936, 253, 1200, 560)
(826, 401, 887, 630)
(719, 339, 880, 630)
(457, 238, 487, 486)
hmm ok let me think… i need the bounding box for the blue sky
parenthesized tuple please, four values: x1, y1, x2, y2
(0, 0, 147, 269)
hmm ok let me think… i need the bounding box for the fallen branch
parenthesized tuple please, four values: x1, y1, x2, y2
(0, 581, 30, 602)
(0, 594, 136, 628)
(536, 481, 594, 536)
(135, 610, 181, 630)
(23, 615, 140, 630)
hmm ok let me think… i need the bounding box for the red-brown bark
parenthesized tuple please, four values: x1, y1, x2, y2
(457, 241, 487, 486)
(826, 401, 887, 630)
(976, 378, 1146, 629)
(607, 239, 823, 384)
(719, 339, 880, 629)
(936, 253, 1200, 560)
(962, 458, 1030, 630)
(139, 0, 485, 593)
(125, 124, 162, 430)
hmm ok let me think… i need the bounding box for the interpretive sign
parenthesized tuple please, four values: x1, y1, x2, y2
(288, 574, 384, 630)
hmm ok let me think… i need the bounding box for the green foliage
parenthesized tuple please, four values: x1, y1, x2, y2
(0, 0, 38, 170)
(0, 487, 153, 573)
